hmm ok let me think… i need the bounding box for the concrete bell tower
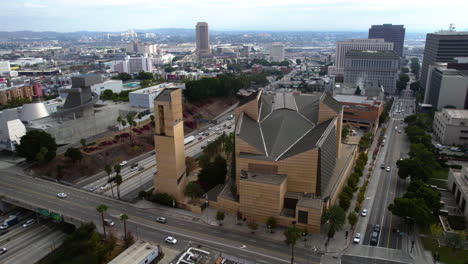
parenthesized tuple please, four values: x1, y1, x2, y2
(153, 88, 186, 202)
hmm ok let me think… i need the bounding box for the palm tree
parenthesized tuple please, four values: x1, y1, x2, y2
(96, 204, 108, 239)
(137, 112, 143, 126)
(120, 213, 129, 242)
(104, 164, 115, 198)
(115, 174, 122, 200)
(117, 116, 122, 129)
(126, 112, 136, 143)
(284, 223, 302, 264)
(322, 205, 346, 241)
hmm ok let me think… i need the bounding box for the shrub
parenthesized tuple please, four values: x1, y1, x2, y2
(339, 198, 351, 211)
(357, 192, 365, 204)
(354, 204, 361, 213)
(148, 193, 176, 207)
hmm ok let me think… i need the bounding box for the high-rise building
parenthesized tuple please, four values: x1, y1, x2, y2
(424, 58, 468, 109)
(368, 24, 406, 57)
(0, 61, 10, 75)
(195, 22, 211, 57)
(111, 54, 153, 74)
(343, 50, 400, 94)
(270, 43, 285, 62)
(420, 30, 468, 89)
(329, 39, 393, 78)
(153, 88, 187, 202)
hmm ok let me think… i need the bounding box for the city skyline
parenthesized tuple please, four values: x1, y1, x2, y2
(2, 0, 468, 32)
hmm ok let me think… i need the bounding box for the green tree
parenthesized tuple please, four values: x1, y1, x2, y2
(104, 164, 115, 199)
(184, 181, 204, 199)
(164, 66, 176, 72)
(137, 71, 154, 80)
(96, 204, 108, 239)
(120, 213, 129, 243)
(140, 79, 151, 87)
(126, 112, 136, 142)
(354, 86, 362, 95)
(65, 147, 83, 163)
(322, 205, 346, 240)
(17, 130, 57, 163)
(115, 174, 122, 200)
(100, 89, 114, 100)
(216, 211, 225, 226)
(399, 74, 410, 83)
(358, 132, 373, 150)
(397, 80, 407, 91)
(341, 126, 349, 140)
(445, 231, 465, 251)
(35, 147, 48, 164)
(410, 81, 420, 92)
(112, 72, 132, 81)
(296, 58, 301, 65)
(198, 155, 227, 188)
(284, 224, 302, 264)
(402, 67, 410, 73)
(430, 223, 443, 254)
(388, 197, 432, 226)
(266, 216, 277, 232)
(80, 138, 87, 147)
(348, 212, 358, 227)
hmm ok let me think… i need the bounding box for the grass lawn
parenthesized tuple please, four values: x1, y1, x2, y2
(432, 168, 449, 180)
(421, 237, 468, 264)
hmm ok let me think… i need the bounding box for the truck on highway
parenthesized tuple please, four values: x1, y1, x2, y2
(3, 215, 18, 227)
(184, 135, 195, 145)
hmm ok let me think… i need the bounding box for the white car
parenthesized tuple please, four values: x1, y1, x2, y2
(57, 192, 67, 198)
(22, 219, 36, 228)
(119, 161, 127, 166)
(100, 183, 111, 190)
(353, 233, 361, 244)
(0, 224, 7, 230)
(361, 209, 367, 217)
(156, 217, 167, 223)
(386, 167, 391, 172)
(104, 219, 115, 227)
(165, 236, 177, 244)
(0, 247, 6, 255)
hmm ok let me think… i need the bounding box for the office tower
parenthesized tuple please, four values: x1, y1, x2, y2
(270, 43, 285, 62)
(368, 24, 406, 57)
(195, 22, 211, 57)
(420, 30, 468, 89)
(424, 58, 468, 109)
(153, 88, 187, 202)
(343, 50, 400, 94)
(329, 39, 393, 78)
(111, 54, 153, 74)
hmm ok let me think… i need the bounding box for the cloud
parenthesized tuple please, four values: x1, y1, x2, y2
(23, 2, 48, 8)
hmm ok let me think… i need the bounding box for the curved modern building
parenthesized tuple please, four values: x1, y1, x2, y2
(20, 102, 50, 122)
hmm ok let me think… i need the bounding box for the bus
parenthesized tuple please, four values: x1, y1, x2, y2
(184, 136, 195, 145)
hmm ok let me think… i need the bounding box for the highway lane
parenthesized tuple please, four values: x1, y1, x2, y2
(0, 172, 320, 264)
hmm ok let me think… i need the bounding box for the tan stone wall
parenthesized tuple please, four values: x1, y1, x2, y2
(210, 197, 241, 213)
(236, 148, 319, 194)
(239, 179, 286, 221)
(296, 206, 322, 233)
(328, 146, 358, 207)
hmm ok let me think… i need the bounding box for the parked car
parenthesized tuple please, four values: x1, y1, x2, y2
(22, 219, 36, 228)
(361, 209, 367, 217)
(156, 217, 167, 223)
(0, 248, 7, 255)
(353, 233, 361, 244)
(57, 192, 67, 198)
(120, 161, 128, 166)
(104, 219, 115, 227)
(165, 236, 177, 244)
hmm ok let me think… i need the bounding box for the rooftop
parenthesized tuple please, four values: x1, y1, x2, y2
(240, 171, 287, 185)
(108, 240, 158, 264)
(443, 108, 468, 119)
(334, 94, 382, 106)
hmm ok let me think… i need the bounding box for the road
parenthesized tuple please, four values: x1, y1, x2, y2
(0, 218, 67, 264)
(0, 172, 321, 264)
(353, 97, 415, 251)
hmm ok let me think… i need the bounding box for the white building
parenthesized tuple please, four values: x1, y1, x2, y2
(0, 109, 26, 151)
(108, 240, 159, 264)
(91, 79, 123, 95)
(433, 108, 468, 146)
(0, 61, 10, 75)
(448, 167, 468, 221)
(129, 83, 184, 109)
(424, 59, 468, 110)
(270, 43, 285, 62)
(111, 54, 153, 74)
(329, 39, 394, 77)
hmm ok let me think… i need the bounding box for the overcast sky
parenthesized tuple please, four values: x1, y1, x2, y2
(2, 0, 468, 33)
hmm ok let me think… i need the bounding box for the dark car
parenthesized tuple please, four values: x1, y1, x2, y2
(131, 163, 139, 169)
(373, 224, 381, 233)
(370, 231, 379, 245)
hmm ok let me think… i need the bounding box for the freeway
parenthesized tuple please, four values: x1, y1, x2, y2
(85, 120, 235, 200)
(0, 171, 321, 264)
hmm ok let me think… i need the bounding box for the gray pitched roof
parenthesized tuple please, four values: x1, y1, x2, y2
(237, 91, 340, 160)
(261, 109, 312, 158)
(280, 119, 334, 160)
(238, 113, 265, 155)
